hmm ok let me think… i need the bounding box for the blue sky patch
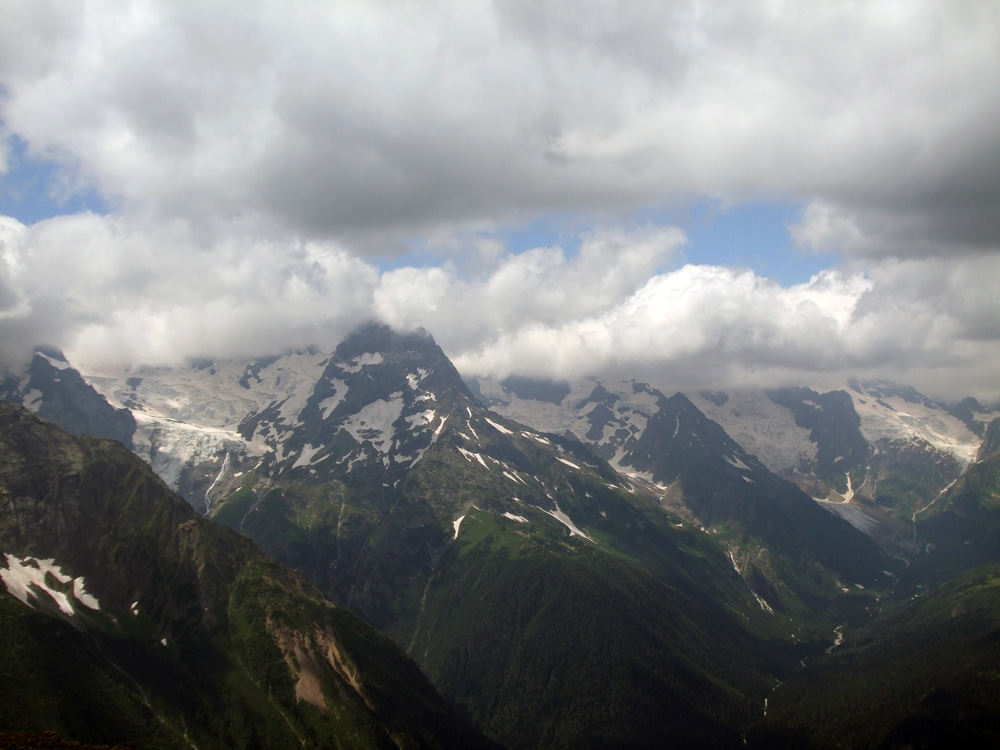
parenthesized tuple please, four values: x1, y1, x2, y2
(0, 135, 107, 224)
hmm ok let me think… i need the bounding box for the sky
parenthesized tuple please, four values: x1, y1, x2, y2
(1, 0, 999, 402)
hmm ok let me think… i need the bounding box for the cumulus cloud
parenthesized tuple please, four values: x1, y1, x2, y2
(452, 265, 872, 381)
(2, 1, 998, 255)
(1, 209, 998, 401)
(374, 224, 684, 350)
(0, 213, 378, 366)
(0, 217, 680, 367)
(1, 1, 999, 401)
(452, 257, 1000, 402)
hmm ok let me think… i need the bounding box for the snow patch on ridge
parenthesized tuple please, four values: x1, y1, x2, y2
(406, 410, 437, 431)
(318, 380, 348, 418)
(724, 454, 752, 472)
(543, 503, 594, 542)
(292, 443, 326, 469)
(484, 417, 513, 435)
(753, 592, 775, 614)
(342, 392, 404, 457)
(503, 470, 527, 485)
(73, 578, 101, 610)
(339, 352, 383, 373)
(37, 352, 70, 371)
(0, 554, 101, 615)
(458, 447, 490, 470)
(22, 389, 42, 413)
(523, 431, 551, 445)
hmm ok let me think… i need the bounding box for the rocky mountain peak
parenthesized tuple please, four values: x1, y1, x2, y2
(950, 396, 999, 437)
(240, 322, 476, 483)
(0, 349, 136, 449)
(335, 321, 435, 358)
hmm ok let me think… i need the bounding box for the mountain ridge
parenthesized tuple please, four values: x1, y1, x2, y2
(3, 324, 998, 748)
(0, 400, 496, 749)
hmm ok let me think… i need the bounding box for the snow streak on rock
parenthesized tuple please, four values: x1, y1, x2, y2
(543, 503, 594, 542)
(484, 417, 513, 435)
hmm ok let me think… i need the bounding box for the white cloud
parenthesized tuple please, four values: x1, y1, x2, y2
(1, 1, 999, 401)
(2, 1, 998, 254)
(0, 213, 377, 366)
(452, 258, 1000, 402)
(374, 266, 453, 332)
(1, 210, 998, 401)
(452, 265, 870, 380)
(372, 224, 683, 352)
(788, 201, 865, 255)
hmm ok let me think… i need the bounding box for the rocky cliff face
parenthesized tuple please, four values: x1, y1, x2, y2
(1, 348, 136, 447)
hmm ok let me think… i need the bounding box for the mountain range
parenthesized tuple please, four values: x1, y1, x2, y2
(0, 399, 493, 749)
(2, 322, 999, 748)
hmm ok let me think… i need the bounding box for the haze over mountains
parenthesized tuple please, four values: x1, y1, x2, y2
(3, 322, 999, 748)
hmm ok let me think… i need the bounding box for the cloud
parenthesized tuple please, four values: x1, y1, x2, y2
(1, 209, 998, 401)
(452, 257, 1000, 402)
(0, 213, 378, 366)
(0, 213, 679, 365)
(1, 2, 999, 402)
(2, 1, 998, 257)
(452, 265, 870, 380)
(373, 224, 684, 351)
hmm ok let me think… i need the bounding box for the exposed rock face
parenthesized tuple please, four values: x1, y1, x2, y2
(1, 348, 136, 447)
